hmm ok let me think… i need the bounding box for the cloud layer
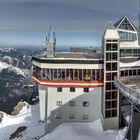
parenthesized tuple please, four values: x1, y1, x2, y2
(0, 0, 138, 46)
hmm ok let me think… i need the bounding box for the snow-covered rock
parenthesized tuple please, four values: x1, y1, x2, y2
(0, 61, 9, 72)
(0, 103, 45, 140)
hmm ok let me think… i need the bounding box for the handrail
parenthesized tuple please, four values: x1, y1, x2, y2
(114, 77, 140, 105)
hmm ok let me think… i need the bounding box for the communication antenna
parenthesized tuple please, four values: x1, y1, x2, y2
(48, 24, 52, 43)
(53, 32, 56, 44)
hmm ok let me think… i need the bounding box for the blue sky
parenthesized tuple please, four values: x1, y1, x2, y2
(0, 0, 138, 48)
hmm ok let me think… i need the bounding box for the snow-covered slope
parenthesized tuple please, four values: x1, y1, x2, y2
(0, 102, 126, 140)
(41, 120, 126, 140)
(0, 61, 28, 77)
(0, 103, 44, 140)
(0, 61, 9, 72)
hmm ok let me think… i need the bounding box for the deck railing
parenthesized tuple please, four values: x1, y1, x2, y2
(114, 77, 140, 105)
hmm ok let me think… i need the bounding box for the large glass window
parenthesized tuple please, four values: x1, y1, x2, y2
(118, 31, 137, 42)
(34, 67, 103, 82)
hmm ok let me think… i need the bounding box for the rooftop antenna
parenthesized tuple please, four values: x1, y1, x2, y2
(48, 24, 52, 43)
(53, 32, 56, 44)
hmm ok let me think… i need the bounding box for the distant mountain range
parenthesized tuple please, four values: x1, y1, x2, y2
(0, 47, 38, 113)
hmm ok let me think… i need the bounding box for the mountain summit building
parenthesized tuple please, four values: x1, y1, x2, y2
(32, 16, 140, 133)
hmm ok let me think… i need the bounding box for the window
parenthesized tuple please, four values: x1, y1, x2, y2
(70, 87, 75, 92)
(106, 92, 111, 100)
(106, 73, 111, 81)
(112, 91, 117, 99)
(105, 109, 118, 118)
(112, 109, 117, 117)
(112, 44, 117, 51)
(106, 63, 111, 71)
(106, 44, 111, 51)
(106, 82, 116, 90)
(69, 101, 75, 106)
(133, 70, 136, 76)
(106, 43, 117, 51)
(112, 100, 117, 108)
(57, 87, 62, 92)
(106, 53, 111, 61)
(82, 114, 88, 120)
(112, 53, 117, 61)
(121, 71, 124, 77)
(83, 88, 89, 92)
(83, 101, 89, 107)
(69, 114, 75, 119)
(129, 70, 132, 76)
(105, 110, 111, 118)
(55, 114, 62, 119)
(105, 101, 111, 109)
(138, 70, 140, 75)
(56, 101, 62, 106)
(106, 83, 111, 90)
(106, 72, 117, 81)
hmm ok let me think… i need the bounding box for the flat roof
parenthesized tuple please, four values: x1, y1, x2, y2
(32, 52, 103, 64)
(33, 51, 102, 59)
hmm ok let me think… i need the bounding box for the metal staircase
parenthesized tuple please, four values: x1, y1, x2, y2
(114, 77, 140, 140)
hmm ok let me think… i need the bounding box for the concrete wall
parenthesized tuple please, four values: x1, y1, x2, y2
(103, 117, 119, 130)
(38, 85, 48, 121)
(44, 87, 102, 132)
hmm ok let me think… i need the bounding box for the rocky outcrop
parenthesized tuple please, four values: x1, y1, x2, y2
(11, 102, 29, 116)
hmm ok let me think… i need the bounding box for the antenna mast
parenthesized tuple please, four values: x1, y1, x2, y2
(48, 25, 52, 43)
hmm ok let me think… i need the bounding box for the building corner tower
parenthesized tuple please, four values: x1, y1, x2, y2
(102, 22, 120, 130)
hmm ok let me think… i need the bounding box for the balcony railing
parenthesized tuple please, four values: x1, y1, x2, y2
(114, 77, 140, 105)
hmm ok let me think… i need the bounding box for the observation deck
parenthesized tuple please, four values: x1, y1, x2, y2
(32, 51, 104, 88)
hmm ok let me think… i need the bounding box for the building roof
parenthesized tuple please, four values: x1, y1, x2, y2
(33, 50, 103, 60)
(103, 21, 119, 39)
(114, 16, 137, 31)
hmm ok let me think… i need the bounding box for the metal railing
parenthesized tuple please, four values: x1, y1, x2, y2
(114, 77, 140, 140)
(114, 77, 140, 105)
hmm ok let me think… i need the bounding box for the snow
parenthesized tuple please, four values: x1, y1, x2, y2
(0, 61, 28, 77)
(0, 103, 45, 140)
(41, 120, 126, 140)
(0, 103, 126, 140)
(0, 61, 10, 72)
